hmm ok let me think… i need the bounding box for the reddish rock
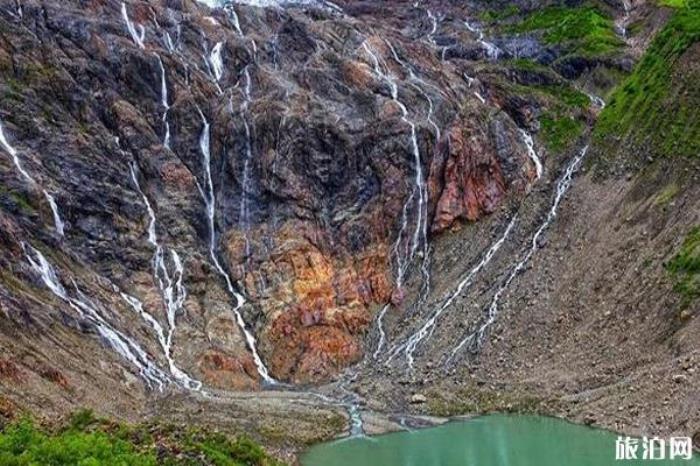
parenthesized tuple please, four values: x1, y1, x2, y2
(0, 359, 24, 383)
(39, 367, 70, 390)
(160, 161, 196, 189)
(429, 113, 507, 233)
(198, 350, 259, 391)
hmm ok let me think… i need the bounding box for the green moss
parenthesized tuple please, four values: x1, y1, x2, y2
(0, 417, 158, 465)
(594, 1, 700, 160)
(660, 0, 690, 8)
(653, 182, 680, 206)
(0, 411, 286, 466)
(540, 114, 585, 153)
(481, 4, 520, 22)
(0, 184, 35, 213)
(537, 84, 590, 109)
(506, 5, 624, 56)
(666, 227, 700, 308)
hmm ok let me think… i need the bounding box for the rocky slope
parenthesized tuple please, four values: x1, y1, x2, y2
(0, 0, 698, 461)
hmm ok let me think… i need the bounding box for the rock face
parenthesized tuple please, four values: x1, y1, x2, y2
(0, 0, 545, 392)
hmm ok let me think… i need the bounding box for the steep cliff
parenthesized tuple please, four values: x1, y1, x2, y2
(1, 0, 697, 461)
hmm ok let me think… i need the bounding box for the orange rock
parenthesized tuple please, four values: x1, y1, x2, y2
(429, 116, 507, 233)
(198, 350, 260, 391)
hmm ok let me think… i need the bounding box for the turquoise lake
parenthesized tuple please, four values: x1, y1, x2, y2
(302, 414, 699, 466)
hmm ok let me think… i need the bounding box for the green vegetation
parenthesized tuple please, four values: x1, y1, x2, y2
(0, 183, 35, 213)
(537, 84, 590, 109)
(0, 410, 285, 466)
(540, 114, 585, 153)
(653, 182, 680, 206)
(481, 4, 520, 22)
(506, 5, 624, 56)
(666, 227, 700, 308)
(594, 1, 700, 160)
(659, 0, 690, 8)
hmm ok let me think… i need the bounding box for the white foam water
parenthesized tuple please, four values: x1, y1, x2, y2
(447, 146, 589, 363)
(156, 56, 171, 149)
(24, 243, 170, 390)
(519, 129, 543, 179)
(196, 109, 276, 385)
(1, 120, 65, 236)
(129, 163, 202, 390)
(392, 216, 518, 368)
(121, 2, 145, 49)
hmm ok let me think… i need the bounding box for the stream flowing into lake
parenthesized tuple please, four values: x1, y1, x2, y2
(302, 414, 699, 466)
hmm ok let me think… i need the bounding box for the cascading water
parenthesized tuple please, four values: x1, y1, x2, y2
(385, 40, 441, 141)
(426, 10, 438, 45)
(519, 129, 543, 180)
(0, 120, 65, 237)
(196, 109, 276, 385)
(372, 304, 390, 359)
(362, 42, 428, 291)
(617, 0, 632, 39)
(394, 216, 518, 368)
(464, 20, 500, 60)
(129, 163, 202, 390)
(23, 243, 170, 390)
(447, 146, 589, 364)
(362, 41, 430, 360)
(121, 2, 145, 49)
(209, 42, 224, 81)
(236, 67, 255, 264)
(201, 0, 343, 13)
(156, 56, 171, 149)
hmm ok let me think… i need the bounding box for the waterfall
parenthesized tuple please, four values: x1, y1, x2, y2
(385, 40, 441, 140)
(202, 0, 343, 12)
(362, 42, 428, 292)
(237, 67, 255, 263)
(372, 304, 389, 359)
(426, 10, 438, 45)
(519, 129, 543, 179)
(156, 56, 171, 149)
(474, 91, 486, 104)
(0, 121, 32, 183)
(1, 120, 65, 236)
(129, 163, 202, 390)
(586, 92, 606, 110)
(23, 243, 170, 390)
(44, 192, 65, 237)
(447, 146, 589, 363)
(209, 42, 224, 81)
(121, 2, 145, 49)
(163, 31, 176, 52)
(464, 20, 501, 60)
(362, 41, 431, 362)
(391, 216, 518, 367)
(196, 110, 276, 385)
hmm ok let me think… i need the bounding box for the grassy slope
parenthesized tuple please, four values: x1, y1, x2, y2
(666, 227, 700, 308)
(591, 1, 700, 307)
(505, 4, 624, 56)
(594, 0, 700, 160)
(0, 411, 285, 466)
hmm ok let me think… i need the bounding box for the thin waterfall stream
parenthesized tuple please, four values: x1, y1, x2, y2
(0, 119, 65, 236)
(129, 162, 202, 390)
(448, 145, 589, 363)
(196, 108, 276, 385)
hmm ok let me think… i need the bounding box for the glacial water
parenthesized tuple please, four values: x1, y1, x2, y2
(302, 415, 700, 466)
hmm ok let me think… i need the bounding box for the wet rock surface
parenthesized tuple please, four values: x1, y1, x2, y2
(1, 0, 698, 462)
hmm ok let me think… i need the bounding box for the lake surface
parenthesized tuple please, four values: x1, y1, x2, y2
(302, 414, 699, 466)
